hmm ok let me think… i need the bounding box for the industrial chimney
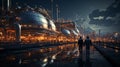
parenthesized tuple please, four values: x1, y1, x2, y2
(2, 0, 4, 11)
(7, 0, 11, 11)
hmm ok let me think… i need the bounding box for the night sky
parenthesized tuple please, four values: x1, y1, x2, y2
(0, 0, 120, 34)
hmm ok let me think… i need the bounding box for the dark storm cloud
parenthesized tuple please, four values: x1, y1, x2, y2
(89, 0, 120, 26)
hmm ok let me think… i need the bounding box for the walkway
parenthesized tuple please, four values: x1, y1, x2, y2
(90, 47, 112, 67)
(46, 46, 112, 67)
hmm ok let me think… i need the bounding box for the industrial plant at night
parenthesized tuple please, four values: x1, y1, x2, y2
(0, 0, 120, 67)
(0, 0, 80, 44)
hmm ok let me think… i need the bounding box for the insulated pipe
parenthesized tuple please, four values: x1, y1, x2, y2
(14, 23, 21, 42)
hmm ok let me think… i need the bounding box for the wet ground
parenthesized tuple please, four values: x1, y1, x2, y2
(0, 43, 120, 67)
(0, 44, 79, 67)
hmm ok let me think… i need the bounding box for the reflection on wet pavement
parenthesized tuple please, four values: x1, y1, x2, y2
(0, 44, 79, 67)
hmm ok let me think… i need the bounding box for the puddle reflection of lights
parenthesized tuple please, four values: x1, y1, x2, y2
(103, 44, 106, 48)
(115, 49, 119, 53)
(50, 59, 54, 63)
(52, 55, 56, 59)
(42, 63, 47, 67)
(28, 52, 31, 56)
(19, 59, 22, 64)
(115, 46, 119, 49)
(43, 58, 48, 63)
(103, 46, 106, 48)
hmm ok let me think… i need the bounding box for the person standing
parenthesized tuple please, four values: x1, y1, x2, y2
(78, 36, 83, 54)
(84, 36, 92, 66)
(78, 36, 83, 67)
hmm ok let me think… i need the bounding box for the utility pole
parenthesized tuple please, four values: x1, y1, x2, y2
(56, 4, 59, 22)
(99, 29, 101, 46)
(99, 29, 101, 40)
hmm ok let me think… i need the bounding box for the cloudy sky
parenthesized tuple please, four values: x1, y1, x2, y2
(88, 0, 120, 34)
(0, 0, 120, 34)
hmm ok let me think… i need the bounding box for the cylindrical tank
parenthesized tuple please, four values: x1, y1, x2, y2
(14, 23, 21, 42)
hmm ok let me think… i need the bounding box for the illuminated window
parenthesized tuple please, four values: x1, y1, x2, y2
(0, 32, 3, 35)
(24, 25, 27, 27)
(28, 25, 32, 27)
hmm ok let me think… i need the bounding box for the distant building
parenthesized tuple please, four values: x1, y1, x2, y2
(0, 5, 80, 43)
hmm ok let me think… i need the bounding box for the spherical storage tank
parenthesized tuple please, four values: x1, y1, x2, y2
(18, 11, 48, 29)
(48, 20, 56, 31)
(61, 29, 71, 36)
(72, 30, 78, 36)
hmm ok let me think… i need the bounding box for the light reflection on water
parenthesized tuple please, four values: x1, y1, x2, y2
(0, 44, 79, 67)
(103, 44, 107, 48)
(19, 59, 22, 64)
(115, 49, 119, 53)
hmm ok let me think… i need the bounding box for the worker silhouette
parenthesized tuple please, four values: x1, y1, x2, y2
(84, 36, 92, 67)
(78, 36, 83, 67)
(78, 36, 83, 54)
